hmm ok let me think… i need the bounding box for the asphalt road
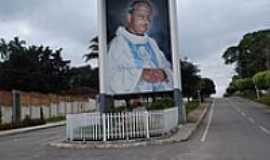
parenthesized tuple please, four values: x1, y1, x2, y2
(0, 97, 269, 160)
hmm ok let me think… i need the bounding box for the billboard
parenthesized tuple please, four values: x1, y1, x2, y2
(103, 0, 174, 95)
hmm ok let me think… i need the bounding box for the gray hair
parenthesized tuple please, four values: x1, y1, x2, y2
(127, 0, 153, 14)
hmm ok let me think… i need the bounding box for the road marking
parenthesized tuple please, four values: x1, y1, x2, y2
(227, 99, 241, 113)
(201, 99, 216, 142)
(260, 126, 270, 135)
(241, 112, 247, 117)
(248, 117, 255, 124)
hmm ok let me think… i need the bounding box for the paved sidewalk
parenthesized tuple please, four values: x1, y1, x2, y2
(0, 121, 66, 137)
(49, 102, 210, 149)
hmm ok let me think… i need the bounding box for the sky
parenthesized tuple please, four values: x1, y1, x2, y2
(0, 0, 269, 97)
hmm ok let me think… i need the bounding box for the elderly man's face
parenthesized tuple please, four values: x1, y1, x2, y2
(128, 4, 152, 35)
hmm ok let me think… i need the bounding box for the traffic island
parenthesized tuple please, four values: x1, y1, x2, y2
(49, 101, 211, 149)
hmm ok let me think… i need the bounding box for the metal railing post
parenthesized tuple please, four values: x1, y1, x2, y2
(102, 114, 106, 141)
(145, 111, 150, 139)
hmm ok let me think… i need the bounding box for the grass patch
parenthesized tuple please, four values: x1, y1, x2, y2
(256, 95, 270, 108)
(46, 116, 66, 123)
(238, 92, 270, 108)
(234, 90, 257, 100)
(186, 100, 200, 114)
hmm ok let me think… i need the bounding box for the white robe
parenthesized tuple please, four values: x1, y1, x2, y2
(107, 27, 173, 94)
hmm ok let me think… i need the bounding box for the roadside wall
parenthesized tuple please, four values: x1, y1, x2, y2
(0, 91, 96, 124)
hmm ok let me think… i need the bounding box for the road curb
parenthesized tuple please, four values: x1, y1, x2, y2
(0, 121, 66, 137)
(181, 103, 210, 141)
(49, 103, 211, 149)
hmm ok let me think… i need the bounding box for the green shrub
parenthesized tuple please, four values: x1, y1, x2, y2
(147, 97, 174, 111)
(253, 71, 270, 89)
(234, 90, 257, 100)
(234, 78, 254, 91)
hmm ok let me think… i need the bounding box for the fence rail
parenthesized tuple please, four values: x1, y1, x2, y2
(66, 107, 178, 141)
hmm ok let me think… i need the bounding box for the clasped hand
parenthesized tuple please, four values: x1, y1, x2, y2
(142, 68, 167, 83)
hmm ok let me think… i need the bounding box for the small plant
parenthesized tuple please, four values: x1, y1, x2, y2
(147, 97, 174, 111)
(186, 100, 200, 114)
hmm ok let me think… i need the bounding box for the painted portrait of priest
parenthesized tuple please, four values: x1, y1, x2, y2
(106, 0, 173, 95)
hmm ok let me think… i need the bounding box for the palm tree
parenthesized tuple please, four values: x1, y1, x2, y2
(10, 37, 26, 49)
(9, 37, 26, 55)
(83, 36, 99, 62)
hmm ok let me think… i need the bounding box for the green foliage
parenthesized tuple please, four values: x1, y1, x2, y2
(224, 76, 256, 97)
(0, 37, 99, 93)
(186, 100, 200, 114)
(0, 37, 70, 93)
(200, 78, 216, 98)
(181, 59, 201, 100)
(84, 36, 98, 62)
(224, 83, 237, 97)
(234, 78, 254, 91)
(222, 29, 270, 78)
(253, 70, 270, 89)
(181, 59, 216, 100)
(68, 66, 98, 90)
(147, 98, 174, 110)
(234, 90, 257, 100)
(224, 76, 242, 96)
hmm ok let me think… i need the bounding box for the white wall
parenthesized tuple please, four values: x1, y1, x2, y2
(0, 99, 97, 124)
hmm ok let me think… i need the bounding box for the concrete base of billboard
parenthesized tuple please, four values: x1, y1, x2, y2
(98, 94, 113, 113)
(174, 89, 186, 124)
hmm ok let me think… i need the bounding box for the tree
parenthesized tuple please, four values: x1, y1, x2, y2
(200, 78, 216, 98)
(0, 37, 71, 93)
(84, 36, 98, 62)
(222, 29, 270, 78)
(68, 65, 99, 90)
(253, 71, 270, 90)
(83, 34, 116, 63)
(234, 78, 254, 92)
(0, 37, 26, 61)
(0, 38, 8, 60)
(181, 59, 201, 101)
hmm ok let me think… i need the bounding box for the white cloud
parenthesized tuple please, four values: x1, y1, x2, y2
(178, 0, 270, 96)
(0, 0, 98, 66)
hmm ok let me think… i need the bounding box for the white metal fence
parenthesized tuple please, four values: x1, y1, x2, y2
(66, 107, 178, 141)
